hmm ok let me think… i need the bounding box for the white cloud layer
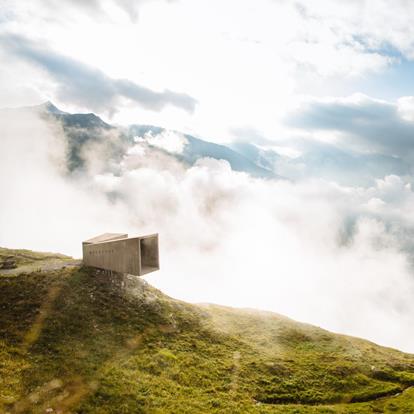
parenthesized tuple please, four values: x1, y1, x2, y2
(2, 111, 414, 353)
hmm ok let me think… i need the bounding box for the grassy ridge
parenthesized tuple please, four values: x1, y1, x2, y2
(1, 252, 414, 413)
(0, 247, 78, 275)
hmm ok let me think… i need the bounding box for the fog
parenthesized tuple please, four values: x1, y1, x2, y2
(1, 110, 414, 352)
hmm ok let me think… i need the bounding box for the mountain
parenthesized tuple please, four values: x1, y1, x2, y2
(37, 101, 68, 115)
(1, 102, 409, 185)
(1, 248, 414, 413)
(25, 102, 278, 178)
(229, 141, 281, 172)
(230, 138, 409, 187)
(288, 143, 408, 186)
(38, 104, 121, 172)
(128, 124, 276, 178)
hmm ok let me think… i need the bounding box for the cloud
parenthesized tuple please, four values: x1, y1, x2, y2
(2, 110, 414, 352)
(291, 0, 414, 63)
(229, 126, 276, 146)
(3, 0, 414, 140)
(0, 108, 132, 254)
(10, 0, 173, 23)
(229, 116, 411, 187)
(0, 33, 197, 116)
(4, 0, 414, 353)
(285, 94, 414, 162)
(140, 130, 188, 154)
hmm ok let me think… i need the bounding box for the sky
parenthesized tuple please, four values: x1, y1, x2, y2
(2, 0, 414, 352)
(3, 0, 414, 141)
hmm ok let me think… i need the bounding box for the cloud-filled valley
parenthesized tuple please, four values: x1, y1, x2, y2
(2, 103, 414, 352)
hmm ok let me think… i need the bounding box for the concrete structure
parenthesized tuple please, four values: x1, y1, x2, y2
(82, 233, 159, 276)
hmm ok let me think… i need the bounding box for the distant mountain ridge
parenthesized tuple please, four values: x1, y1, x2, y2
(128, 123, 277, 178)
(4, 101, 410, 185)
(24, 102, 279, 178)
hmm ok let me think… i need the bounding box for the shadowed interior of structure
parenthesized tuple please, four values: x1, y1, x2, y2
(140, 236, 159, 275)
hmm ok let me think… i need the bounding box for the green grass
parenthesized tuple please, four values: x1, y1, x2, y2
(1, 250, 414, 413)
(0, 246, 78, 276)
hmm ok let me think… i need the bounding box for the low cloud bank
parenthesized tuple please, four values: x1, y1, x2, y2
(1, 110, 414, 352)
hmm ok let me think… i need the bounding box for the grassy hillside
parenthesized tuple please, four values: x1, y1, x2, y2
(0, 247, 79, 275)
(1, 249, 414, 413)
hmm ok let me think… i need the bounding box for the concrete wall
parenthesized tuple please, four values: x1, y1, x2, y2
(84, 233, 128, 244)
(82, 234, 159, 276)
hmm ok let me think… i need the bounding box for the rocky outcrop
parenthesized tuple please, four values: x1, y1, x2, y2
(0, 256, 17, 269)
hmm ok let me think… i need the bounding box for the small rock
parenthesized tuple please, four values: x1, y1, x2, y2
(1, 257, 17, 269)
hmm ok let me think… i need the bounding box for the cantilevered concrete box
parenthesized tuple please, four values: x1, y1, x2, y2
(82, 233, 159, 276)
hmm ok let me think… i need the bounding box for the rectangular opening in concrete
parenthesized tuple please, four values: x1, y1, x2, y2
(140, 235, 159, 275)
